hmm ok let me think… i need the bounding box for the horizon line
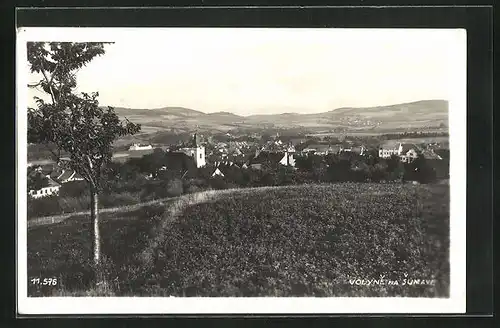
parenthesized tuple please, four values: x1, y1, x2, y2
(103, 98, 449, 117)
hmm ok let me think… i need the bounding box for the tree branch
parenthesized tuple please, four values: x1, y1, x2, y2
(85, 154, 97, 188)
(39, 60, 56, 104)
(27, 81, 42, 88)
(69, 152, 95, 187)
(43, 142, 61, 163)
(48, 62, 59, 85)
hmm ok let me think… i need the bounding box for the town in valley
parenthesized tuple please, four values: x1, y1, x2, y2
(27, 101, 450, 201)
(24, 32, 455, 299)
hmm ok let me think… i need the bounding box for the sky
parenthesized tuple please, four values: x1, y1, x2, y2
(25, 28, 465, 116)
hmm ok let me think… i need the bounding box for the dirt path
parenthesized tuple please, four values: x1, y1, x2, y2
(27, 185, 285, 230)
(27, 196, 174, 228)
(138, 186, 279, 267)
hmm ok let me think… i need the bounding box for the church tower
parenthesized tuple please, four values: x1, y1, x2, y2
(192, 132, 206, 168)
(192, 132, 201, 147)
(175, 131, 206, 168)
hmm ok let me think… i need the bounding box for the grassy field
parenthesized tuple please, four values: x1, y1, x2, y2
(27, 183, 449, 297)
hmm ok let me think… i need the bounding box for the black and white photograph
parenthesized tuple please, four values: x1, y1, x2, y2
(17, 27, 466, 314)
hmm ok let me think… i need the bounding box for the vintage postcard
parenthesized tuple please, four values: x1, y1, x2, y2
(16, 27, 466, 314)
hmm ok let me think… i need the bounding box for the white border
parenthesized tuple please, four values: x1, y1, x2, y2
(16, 27, 467, 315)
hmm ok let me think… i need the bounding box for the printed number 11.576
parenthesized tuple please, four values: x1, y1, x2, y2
(30, 277, 58, 286)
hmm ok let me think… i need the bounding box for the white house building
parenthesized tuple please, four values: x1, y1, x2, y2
(379, 143, 404, 158)
(400, 148, 419, 163)
(29, 177, 61, 199)
(379, 143, 419, 163)
(129, 143, 153, 151)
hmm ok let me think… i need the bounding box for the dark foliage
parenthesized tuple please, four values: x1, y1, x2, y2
(28, 146, 447, 219)
(27, 170, 49, 190)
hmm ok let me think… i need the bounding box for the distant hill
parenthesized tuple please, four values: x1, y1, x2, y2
(246, 99, 448, 122)
(206, 111, 243, 118)
(324, 99, 448, 116)
(111, 106, 205, 118)
(157, 107, 206, 117)
(110, 100, 449, 134)
(205, 111, 245, 121)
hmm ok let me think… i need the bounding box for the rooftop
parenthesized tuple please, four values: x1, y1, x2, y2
(46, 177, 61, 187)
(249, 151, 288, 165)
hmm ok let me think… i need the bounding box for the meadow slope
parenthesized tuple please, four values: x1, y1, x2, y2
(27, 183, 449, 297)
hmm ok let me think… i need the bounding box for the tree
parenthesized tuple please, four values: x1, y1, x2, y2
(325, 157, 351, 182)
(136, 148, 166, 177)
(274, 166, 297, 186)
(391, 160, 406, 183)
(27, 42, 141, 278)
(412, 154, 437, 184)
(383, 155, 405, 182)
(27, 168, 49, 191)
(371, 162, 388, 182)
(166, 178, 184, 196)
(296, 154, 324, 172)
(351, 162, 370, 182)
(386, 155, 401, 172)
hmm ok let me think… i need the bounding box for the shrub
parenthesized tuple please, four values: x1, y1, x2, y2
(166, 179, 183, 197)
(100, 192, 141, 208)
(185, 185, 202, 194)
(59, 181, 88, 198)
(209, 177, 230, 190)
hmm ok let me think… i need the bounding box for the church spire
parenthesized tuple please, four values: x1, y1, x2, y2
(192, 126, 200, 147)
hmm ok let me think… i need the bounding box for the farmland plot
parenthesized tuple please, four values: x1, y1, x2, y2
(27, 183, 449, 297)
(135, 183, 449, 297)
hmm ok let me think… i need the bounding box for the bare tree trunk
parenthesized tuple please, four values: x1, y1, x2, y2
(90, 186, 101, 267)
